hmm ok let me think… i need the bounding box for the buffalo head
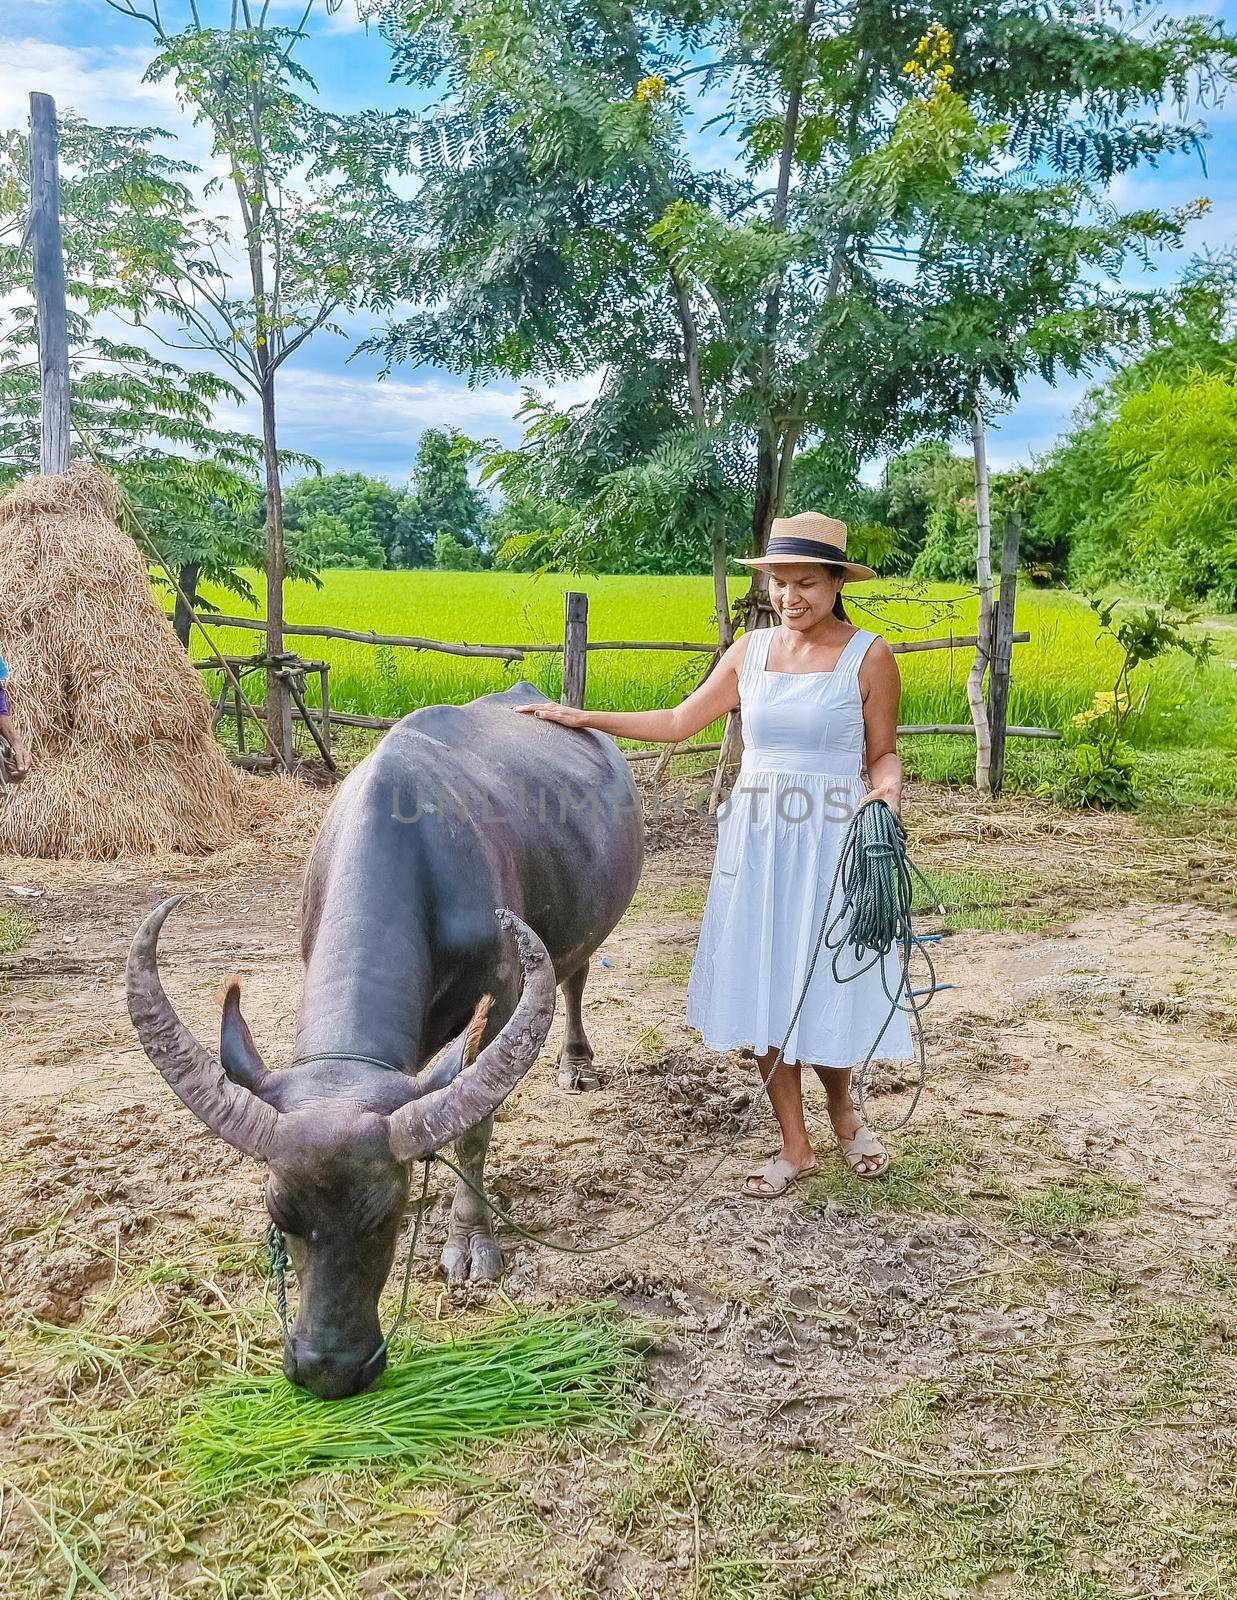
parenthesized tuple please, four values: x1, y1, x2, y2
(126, 897, 554, 1398)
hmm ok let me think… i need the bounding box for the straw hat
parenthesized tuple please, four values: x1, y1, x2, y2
(735, 511, 877, 581)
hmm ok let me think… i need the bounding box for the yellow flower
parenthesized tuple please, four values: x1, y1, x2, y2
(635, 74, 666, 103)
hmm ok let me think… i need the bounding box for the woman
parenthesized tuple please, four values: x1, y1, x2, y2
(0, 653, 32, 782)
(514, 511, 912, 1193)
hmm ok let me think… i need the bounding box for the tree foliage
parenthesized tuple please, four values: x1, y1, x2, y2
(1109, 374, 1236, 607)
(912, 464, 1035, 583)
(405, 428, 492, 560)
(0, 114, 316, 615)
(1031, 255, 1237, 607)
(434, 529, 486, 569)
(279, 431, 492, 570)
(284, 472, 429, 568)
(288, 509, 387, 569)
(370, 0, 1235, 586)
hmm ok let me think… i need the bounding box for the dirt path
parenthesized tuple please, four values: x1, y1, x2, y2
(1, 787, 1235, 1598)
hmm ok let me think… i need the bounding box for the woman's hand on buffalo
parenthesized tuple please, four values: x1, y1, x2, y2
(512, 702, 591, 728)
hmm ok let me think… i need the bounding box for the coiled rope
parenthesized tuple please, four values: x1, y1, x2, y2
(817, 796, 947, 1129)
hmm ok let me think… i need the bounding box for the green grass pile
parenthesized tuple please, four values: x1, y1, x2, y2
(175, 1302, 641, 1496)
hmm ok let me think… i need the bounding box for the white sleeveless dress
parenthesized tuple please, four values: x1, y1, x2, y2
(685, 624, 915, 1070)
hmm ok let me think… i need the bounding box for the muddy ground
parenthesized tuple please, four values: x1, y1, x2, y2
(1, 780, 1235, 1599)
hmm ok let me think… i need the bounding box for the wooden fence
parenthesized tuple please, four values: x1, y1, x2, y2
(177, 572, 1054, 794)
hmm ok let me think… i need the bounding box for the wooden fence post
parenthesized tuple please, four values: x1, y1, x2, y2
(28, 93, 70, 476)
(986, 513, 1022, 796)
(562, 591, 588, 708)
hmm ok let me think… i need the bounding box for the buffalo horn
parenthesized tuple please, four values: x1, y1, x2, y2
(387, 909, 554, 1162)
(127, 897, 280, 1160)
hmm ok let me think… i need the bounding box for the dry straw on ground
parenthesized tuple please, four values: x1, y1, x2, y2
(0, 464, 273, 859)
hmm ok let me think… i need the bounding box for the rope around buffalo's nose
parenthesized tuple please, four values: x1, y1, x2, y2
(267, 1160, 431, 1361)
(265, 799, 947, 1319)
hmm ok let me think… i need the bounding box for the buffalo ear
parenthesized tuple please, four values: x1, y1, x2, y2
(220, 980, 270, 1092)
(462, 993, 494, 1068)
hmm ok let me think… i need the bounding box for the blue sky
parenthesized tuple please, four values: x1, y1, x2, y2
(3, 0, 1235, 486)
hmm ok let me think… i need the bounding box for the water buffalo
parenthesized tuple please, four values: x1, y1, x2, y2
(127, 681, 644, 1397)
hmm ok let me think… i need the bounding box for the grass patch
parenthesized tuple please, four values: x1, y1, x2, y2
(914, 867, 1062, 933)
(803, 1134, 967, 1215)
(646, 951, 694, 984)
(623, 884, 709, 923)
(652, 883, 710, 917)
(6, 1260, 1232, 1597)
(867, 1380, 942, 1452)
(612, 1406, 1234, 1599)
(0, 905, 36, 953)
(175, 1302, 641, 1497)
(1188, 1258, 1237, 1304)
(1007, 1176, 1141, 1235)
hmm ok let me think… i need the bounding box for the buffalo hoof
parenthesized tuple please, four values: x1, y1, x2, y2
(441, 1229, 504, 1285)
(557, 1055, 599, 1092)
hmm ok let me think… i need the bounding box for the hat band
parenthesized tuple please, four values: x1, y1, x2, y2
(764, 536, 849, 562)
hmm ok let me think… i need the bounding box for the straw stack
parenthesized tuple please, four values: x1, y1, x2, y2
(0, 464, 250, 858)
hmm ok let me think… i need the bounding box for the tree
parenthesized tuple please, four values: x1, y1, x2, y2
(484, 480, 575, 572)
(106, 0, 408, 761)
(1031, 254, 1237, 607)
(1109, 373, 1236, 609)
(873, 440, 957, 572)
(783, 439, 877, 526)
(479, 383, 746, 577)
(289, 509, 386, 569)
(283, 472, 432, 568)
(373, 0, 1234, 649)
(912, 463, 1035, 584)
(1030, 401, 1131, 592)
(434, 529, 486, 570)
(0, 115, 319, 640)
(406, 428, 492, 555)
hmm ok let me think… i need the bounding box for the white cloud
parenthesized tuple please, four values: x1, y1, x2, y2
(212, 367, 604, 476)
(1, 34, 179, 131)
(285, 368, 596, 425)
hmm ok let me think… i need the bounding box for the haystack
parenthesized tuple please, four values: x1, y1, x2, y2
(0, 464, 250, 858)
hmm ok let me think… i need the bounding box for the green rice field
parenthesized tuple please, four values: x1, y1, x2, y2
(182, 570, 1237, 803)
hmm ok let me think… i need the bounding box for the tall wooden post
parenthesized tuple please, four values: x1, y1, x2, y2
(986, 513, 1022, 797)
(967, 405, 994, 792)
(562, 591, 588, 708)
(28, 93, 70, 476)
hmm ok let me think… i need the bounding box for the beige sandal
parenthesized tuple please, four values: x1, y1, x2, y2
(837, 1122, 890, 1180)
(742, 1155, 818, 1198)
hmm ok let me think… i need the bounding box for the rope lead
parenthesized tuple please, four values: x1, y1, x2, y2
(261, 799, 947, 1305)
